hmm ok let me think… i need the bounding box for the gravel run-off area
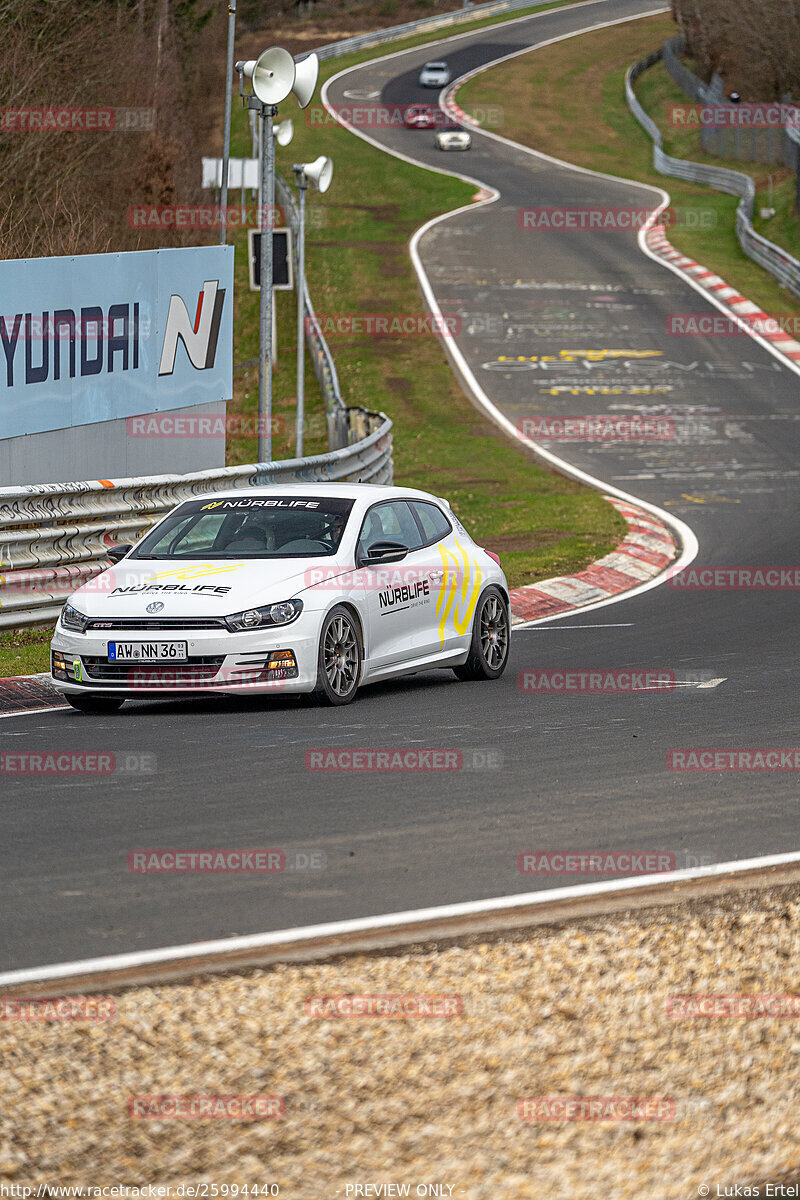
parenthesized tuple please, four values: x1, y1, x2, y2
(2, 883, 800, 1198)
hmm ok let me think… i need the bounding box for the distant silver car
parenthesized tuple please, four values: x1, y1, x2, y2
(436, 130, 471, 151)
(418, 61, 451, 88)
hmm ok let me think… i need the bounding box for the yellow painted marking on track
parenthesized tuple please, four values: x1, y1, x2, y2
(664, 494, 741, 506)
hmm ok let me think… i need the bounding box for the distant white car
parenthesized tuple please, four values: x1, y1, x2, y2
(419, 61, 451, 88)
(51, 483, 510, 711)
(436, 130, 471, 151)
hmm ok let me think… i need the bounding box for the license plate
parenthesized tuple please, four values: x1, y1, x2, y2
(108, 641, 188, 662)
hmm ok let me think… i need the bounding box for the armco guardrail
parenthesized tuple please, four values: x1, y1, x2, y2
(312, 0, 547, 62)
(627, 51, 800, 301)
(663, 35, 793, 167)
(0, 410, 392, 630)
(661, 35, 724, 106)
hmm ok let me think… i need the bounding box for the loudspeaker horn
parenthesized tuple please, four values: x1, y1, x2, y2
(302, 155, 334, 193)
(249, 46, 295, 105)
(291, 53, 319, 109)
(274, 118, 294, 146)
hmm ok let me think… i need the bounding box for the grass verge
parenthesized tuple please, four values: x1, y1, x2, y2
(459, 14, 800, 322)
(0, 628, 53, 678)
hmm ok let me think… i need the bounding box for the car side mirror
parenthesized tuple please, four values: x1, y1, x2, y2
(106, 544, 133, 564)
(357, 541, 409, 568)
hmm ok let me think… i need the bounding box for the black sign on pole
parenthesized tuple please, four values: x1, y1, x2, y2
(248, 228, 293, 291)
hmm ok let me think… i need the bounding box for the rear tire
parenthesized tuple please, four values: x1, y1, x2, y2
(453, 586, 510, 682)
(308, 606, 362, 706)
(66, 694, 125, 714)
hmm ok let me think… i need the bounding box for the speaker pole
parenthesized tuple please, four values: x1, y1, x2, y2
(295, 170, 308, 457)
(258, 102, 277, 462)
(219, 0, 237, 246)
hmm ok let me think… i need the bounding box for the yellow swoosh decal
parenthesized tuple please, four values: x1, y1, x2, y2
(436, 537, 482, 648)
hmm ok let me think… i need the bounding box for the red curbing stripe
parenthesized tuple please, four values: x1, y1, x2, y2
(615, 544, 672, 569)
(573, 565, 640, 591)
(508, 589, 574, 621)
(644, 221, 800, 374)
(508, 499, 678, 624)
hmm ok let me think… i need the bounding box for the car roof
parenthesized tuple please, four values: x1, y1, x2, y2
(177, 482, 448, 508)
(424, 61, 447, 68)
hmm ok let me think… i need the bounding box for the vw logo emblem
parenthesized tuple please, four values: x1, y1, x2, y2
(146, 602, 165, 614)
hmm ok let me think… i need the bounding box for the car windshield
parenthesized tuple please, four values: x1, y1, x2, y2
(130, 495, 355, 560)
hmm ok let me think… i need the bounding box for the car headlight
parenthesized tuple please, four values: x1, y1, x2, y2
(61, 603, 90, 634)
(225, 599, 303, 632)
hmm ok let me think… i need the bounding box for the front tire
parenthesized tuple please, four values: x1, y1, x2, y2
(308, 606, 362, 706)
(453, 586, 510, 682)
(66, 694, 125, 714)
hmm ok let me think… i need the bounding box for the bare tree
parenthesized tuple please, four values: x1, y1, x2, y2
(673, 0, 800, 98)
(0, 0, 224, 261)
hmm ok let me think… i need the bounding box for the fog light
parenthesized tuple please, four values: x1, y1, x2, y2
(264, 649, 298, 680)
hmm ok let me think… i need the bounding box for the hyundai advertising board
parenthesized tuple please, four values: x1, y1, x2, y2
(0, 245, 234, 439)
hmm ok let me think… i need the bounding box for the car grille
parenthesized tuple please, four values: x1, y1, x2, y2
(80, 656, 225, 685)
(86, 618, 226, 631)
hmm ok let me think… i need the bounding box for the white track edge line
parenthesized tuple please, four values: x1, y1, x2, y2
(323, 5, 699, 621)
(3, 850, 800, 987)
(0, 706, 68, 720)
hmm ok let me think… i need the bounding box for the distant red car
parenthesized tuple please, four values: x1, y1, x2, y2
(404, 105, 437, 129)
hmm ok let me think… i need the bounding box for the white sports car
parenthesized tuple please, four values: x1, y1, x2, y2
(51, 483, 510, 712)
(436, 130, 471, 151)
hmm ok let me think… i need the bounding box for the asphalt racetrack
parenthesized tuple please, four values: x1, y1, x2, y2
(3, 0, 799, 972)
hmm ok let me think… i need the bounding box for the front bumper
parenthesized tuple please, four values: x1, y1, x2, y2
(50, 622, 321, 697)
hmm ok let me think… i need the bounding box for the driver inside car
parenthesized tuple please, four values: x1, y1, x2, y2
(219, 513, 277, 553)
